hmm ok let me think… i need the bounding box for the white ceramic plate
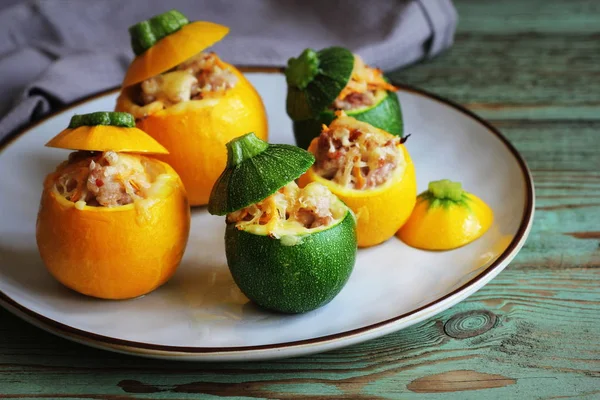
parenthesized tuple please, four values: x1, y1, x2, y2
(0, 72, 534, 361)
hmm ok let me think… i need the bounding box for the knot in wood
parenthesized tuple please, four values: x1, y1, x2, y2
(444, 310, 497, 339)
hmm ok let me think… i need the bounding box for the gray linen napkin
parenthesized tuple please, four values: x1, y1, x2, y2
(0, 0, 457, 141)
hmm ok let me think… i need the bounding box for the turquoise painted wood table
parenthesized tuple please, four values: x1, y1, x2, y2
(1, 1, 598, 398)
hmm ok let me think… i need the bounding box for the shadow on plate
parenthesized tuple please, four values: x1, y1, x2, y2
(0, 242, 90, 303)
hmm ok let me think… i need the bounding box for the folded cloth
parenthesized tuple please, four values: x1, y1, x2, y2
(0, 0, 457, 142)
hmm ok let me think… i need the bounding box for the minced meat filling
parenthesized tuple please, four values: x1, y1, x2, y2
(227, 182, 343, 237)
(331, 55, 398, 111)
(130, 52, 237, 118)
(314, 117, 401, 190)
(332, 91, 377, 111)
(54, 151, 152, 207)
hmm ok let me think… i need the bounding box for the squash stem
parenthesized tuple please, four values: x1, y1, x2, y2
(68, 112, 135, 129)
(428, 179, 464, 202)
(285, 49, 320, 89)
(129, 9, 189, 56)
(226, 132, 269, 167)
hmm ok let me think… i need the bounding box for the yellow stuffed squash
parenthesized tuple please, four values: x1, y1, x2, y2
(115, 10, 268, 206)
(37, 112, 190, 299)
(298, 113, 416, 247)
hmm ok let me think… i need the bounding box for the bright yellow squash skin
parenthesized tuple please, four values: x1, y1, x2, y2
(36, 160, 190, 300)
(46, 125, 168, 154)
(116, 62, 267, 206)
(117, 21, 268, 207)
(117, 20, 267, 206)
(298, 140, 416, 248)
(122, 21, 230, 88)
(398, 180, 493, 250)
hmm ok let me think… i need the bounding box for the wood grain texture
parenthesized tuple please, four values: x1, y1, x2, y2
(1, 0, 599, 398)
(495, 121, 600, 270)
(388, 0, 600, 121)
(391, 35, 600, 119)
(406, 371, 517, 393)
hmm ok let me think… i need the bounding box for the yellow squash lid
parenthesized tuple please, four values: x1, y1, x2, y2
(46, 112, 168, 154)
(122, 21, 229, 88)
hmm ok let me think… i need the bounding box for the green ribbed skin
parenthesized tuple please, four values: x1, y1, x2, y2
(225, 211, 357, 313)
(285, 47, 355, 121)
(208, 133, 315, 216)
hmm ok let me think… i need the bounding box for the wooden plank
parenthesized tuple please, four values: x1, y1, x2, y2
(455, 0, 600, 33)
(0, 268, 597, 399)
(389, 33, 600, 120)
(387, 0, 600, 120)
(519, 182, 600, 267)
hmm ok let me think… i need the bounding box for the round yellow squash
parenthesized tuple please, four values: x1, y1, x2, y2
(36, 159, 190, 299)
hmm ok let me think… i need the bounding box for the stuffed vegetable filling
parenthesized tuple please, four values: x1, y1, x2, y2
(125, 52, 237, 119)
(331, 55, 398, 111)
(227, 182, 346, 238)
(314, 116, 404, 190)
(52, 151, 169, 208)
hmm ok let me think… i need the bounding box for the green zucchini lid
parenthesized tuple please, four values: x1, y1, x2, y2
(208, 133, 315, 215)
(285, 47, 354, 121)
(129, 9, 189, 56)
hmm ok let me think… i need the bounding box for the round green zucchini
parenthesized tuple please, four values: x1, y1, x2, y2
(225, 210, 357, 313)
(285, 46, 404, 149)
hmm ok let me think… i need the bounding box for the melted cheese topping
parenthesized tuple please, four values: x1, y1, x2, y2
(142, 70, 197, 106)
(124, 52, 237, 119)
(227, 182, 347, 238)
(53, 151, 169, 209)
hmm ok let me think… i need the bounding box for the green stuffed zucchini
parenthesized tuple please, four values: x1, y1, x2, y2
(208, 133, 357, 313)
(286, 47, 403, 149)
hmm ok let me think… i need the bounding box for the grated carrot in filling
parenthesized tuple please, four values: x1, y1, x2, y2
(314, 114, 402, 190)
(226, 182, 344, 238)
(332, 55, 398, 111)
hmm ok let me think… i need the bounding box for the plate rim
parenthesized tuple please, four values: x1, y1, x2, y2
(0, 72, 535, 357)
